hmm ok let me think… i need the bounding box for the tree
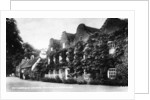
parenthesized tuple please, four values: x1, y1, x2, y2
(6, 18, 24, 75)
(23, 42, 39, 58)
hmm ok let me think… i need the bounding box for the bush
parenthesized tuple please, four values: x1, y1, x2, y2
(41, 78, 55, 82)
(55, 76, 63, 83)
(76, 76, 87, 84)
(63, 78, 77, 84)
(102, 79, 128, 86)
(41, 76, 62, 83)
(77, 80, 87, 84)
(88, 79, 103, 85)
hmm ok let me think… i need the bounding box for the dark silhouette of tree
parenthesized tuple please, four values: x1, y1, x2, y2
(6, 18, 24, 55)
(6, 18, 24, 76)
(23, 42, 39, 58)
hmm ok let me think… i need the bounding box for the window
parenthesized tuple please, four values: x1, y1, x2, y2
(107, 68, 116, 79)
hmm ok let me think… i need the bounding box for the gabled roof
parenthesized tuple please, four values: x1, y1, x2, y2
(61, 31, 75, 43)
(21, 57, 39, 69)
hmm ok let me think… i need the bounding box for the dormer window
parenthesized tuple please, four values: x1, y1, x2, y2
(108, 41, 116, 55)
(109, 47, 116, 55)
(66, 57, 69, 62)
(48, 58, 50, 64)
(63, 43, 65, 48)
(30, 55, 34, 60)
(83, 55, 86, 60)
(59, 55, 62, 61)
(53, 57, 56, 63)
(51, 47, 53, 51)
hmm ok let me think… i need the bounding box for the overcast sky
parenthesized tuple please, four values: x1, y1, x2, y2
(15, 18, 106, 50)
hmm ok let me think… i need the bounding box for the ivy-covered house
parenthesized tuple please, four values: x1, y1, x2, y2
(17, 18, 128, 86)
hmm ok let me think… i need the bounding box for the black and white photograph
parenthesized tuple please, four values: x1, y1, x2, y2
(6, 18, 128, 92)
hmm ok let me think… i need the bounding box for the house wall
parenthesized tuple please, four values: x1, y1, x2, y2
(46, 68, 69, 80)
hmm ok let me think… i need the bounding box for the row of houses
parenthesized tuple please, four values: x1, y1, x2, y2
(16, 19, 128, 85)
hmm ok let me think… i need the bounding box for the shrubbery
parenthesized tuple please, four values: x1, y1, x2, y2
(63, 78, 77, 84)
(41, 76, 63, 83)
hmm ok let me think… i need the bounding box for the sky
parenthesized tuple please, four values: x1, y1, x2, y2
(15, 18, 106, 50)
